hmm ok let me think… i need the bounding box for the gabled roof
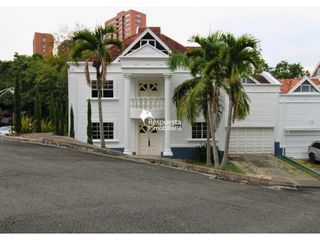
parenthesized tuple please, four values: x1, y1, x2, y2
(278, 78, 302, 93)
(278, 76, 320, 94)
(311, 62, 320, 77)
(109, 27, 188, 61)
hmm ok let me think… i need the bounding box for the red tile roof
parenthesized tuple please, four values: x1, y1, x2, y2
(278, 77, 320, 94)
(109, 27, 188, 61)
(278, 78, 303, 94)
(311, 78, 320, 86)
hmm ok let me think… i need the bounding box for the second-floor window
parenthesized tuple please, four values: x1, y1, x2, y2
(192, 122, 207, 139)
(91, 80, 114, 98)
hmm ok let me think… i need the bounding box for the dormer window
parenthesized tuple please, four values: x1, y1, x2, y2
(241, 78, 256, 84)
(140, 39, 156, 47)
(125, 31, 169, 56)
(294, 81, 317, 93)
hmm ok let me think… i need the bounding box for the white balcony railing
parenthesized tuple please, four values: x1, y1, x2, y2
(130, 97, 165, 119)
(131, 97, 165, 110)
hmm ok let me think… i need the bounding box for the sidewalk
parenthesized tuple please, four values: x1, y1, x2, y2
(2, 133, 307, 188)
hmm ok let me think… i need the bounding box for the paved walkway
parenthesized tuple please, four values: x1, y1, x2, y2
(231, 155, 320, 187)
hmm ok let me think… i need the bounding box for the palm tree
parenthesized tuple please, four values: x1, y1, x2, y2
(70, 25, 122, 148)
(168, 33, 225, 167)
(220, 33, 262, 168)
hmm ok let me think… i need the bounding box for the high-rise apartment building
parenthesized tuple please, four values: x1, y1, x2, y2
(33, 32, 54, 56)
(105, 9, 147, 40)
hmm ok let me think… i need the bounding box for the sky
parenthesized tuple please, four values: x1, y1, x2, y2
(0, 7, 319, 70)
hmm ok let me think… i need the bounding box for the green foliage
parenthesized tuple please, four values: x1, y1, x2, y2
(0, 53, 68, 129)
(21, 115, 35, 133)
(87, 100, 92, 144)
(59, 103, 65, 135)
(54, 103, 61, 135)
(191, 144, 213, 163)
(34, 84, 42, 132)
(40, 119, 54, 133)
(191, 144, 225, 164)
(70, 105, 75, 138)
(48, 92, 55, 122)
(270, 60, 309, 78)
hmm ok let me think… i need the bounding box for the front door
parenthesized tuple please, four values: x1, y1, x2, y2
(138, 124, 161, 155)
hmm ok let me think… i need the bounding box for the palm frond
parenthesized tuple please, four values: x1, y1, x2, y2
(72, 29, 98, 47)
(176, 79, 206, 123)
(71, 41, 95, 61)
(167, 52, 188, 71)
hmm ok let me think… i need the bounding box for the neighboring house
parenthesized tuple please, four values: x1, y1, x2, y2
(277, 76, 320, 159)
(68, 27, 281, 159)
(311, 62, 320, 78)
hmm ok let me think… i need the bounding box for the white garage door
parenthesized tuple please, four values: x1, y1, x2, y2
(230, 128, 274, 154)
(284, 131, 320, 159)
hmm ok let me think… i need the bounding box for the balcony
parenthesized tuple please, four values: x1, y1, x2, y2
(130, 97, 165, 119)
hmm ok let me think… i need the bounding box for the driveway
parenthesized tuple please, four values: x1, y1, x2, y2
(231, 155, 320, 187)
(0, 139, 320, 233)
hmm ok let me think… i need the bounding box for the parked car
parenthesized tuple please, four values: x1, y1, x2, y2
(0, 126, 12, 136)
(308, 141, 320, 162)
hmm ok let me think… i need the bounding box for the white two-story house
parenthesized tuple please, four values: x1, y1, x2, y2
(68, 27, 281, 159)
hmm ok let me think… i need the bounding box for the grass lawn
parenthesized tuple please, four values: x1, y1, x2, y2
(185, 159, 245, 175)
(278, 156, 320, 181)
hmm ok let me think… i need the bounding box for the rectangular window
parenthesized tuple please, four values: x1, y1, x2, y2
(91, 80, 114, 98)
(92, 122, 114, 140)
(192, 122, 207, 139)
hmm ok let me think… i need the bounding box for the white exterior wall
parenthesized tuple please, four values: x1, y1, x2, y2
(68, 63, 126, 149)
(279, 94, 320, 158)
(224, 84, 281, 154)
(228, 84, 280, 128)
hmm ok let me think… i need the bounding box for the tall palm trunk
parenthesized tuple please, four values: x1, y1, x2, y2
(206, 116, 212, 166)
(207, 99, 220, 168)
(221, 94, 233, 169)
(96, 70, 106, 148)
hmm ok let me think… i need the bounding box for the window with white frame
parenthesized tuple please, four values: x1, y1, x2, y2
(294, 81, 317, 93)
(192, 122, 207, 139)
(92, 122, 114, 140)
(91, 80, 114, 98)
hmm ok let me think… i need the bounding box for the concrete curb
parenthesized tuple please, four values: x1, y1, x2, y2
(3, 135, 299, 188)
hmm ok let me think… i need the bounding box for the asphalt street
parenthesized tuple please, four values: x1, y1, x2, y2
(0, 139, 319, 233)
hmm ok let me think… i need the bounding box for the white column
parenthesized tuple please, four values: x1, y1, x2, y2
(123, 74, 132, 155)
(163, 74, 173, 157)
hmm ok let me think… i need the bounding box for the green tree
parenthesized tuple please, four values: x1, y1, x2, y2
(34, 84, 42, 132)
(270, 60, 309, 78)
(70, 25, 123, 148)
(12, 54, 31, 133)
(54, 102, 60, 135)
(220, 33, 263, 169)
(59, 103, 65, 136)
(168, 32, 226, 167)
(69, 105, 75, 138)
(87, 99, 93, 144)
(48, 92, 55, 122)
